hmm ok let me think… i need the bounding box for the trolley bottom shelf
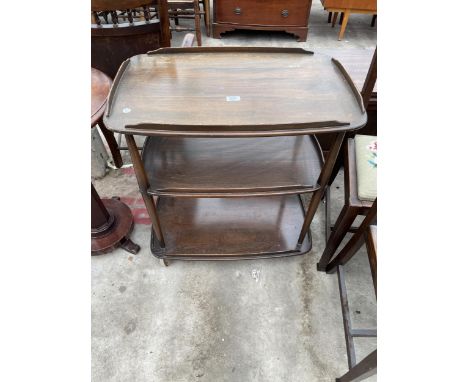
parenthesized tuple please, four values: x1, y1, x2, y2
(151, 195, 312, 260)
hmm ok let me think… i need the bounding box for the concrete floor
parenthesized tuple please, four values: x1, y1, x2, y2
(92, 2, 377, 381)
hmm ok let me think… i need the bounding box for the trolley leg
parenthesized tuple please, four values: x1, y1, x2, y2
(297, 132, 346, 250)
(125, 134, 166, 249)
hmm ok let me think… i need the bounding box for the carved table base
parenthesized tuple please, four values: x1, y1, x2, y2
(91, 185, 140, 256)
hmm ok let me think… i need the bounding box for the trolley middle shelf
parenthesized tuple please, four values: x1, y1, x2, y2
(141, 135, 325, 197)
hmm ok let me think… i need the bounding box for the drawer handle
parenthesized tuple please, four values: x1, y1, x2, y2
(234, 7, 241, 15)
(281, 9, 289, 17)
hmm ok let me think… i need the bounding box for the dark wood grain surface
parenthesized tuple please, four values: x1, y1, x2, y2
(142, 135, 324, 196)
(114, 47, 369, 261)
(104, 47, 366, 136)
(150, 195, 312, 258)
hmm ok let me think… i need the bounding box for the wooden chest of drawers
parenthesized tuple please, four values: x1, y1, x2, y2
(213, 0, 313, 42)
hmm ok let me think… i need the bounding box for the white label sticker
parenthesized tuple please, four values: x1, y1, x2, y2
(226, 96, 241, 102)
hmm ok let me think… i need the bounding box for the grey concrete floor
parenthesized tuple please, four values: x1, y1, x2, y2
(92, 2, 376, 381)
(93, 174, 376, 382)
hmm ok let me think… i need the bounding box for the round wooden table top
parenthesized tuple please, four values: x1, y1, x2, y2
(91, 68, 112, 127)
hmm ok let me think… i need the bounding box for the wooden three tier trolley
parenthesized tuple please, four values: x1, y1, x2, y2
(104, 47, 366, 265)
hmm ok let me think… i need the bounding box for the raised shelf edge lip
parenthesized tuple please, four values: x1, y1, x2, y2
(105, 58, 130, 119)
(146, 46, 315, 55)
(331, 57, 366, 113)
(119, 122, 365, 138)
(123, 120, 353, 136)
(150, 243, 313, 261)
(146, 185, 321, 198)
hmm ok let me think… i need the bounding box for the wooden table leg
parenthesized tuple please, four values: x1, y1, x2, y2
(338, 9, 350, 40)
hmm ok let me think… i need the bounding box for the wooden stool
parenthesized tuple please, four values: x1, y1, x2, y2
(91, 67, 140, 255)
(318, 135, 376, 271)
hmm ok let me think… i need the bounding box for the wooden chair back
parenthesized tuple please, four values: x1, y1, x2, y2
(91, 0, 171, 78)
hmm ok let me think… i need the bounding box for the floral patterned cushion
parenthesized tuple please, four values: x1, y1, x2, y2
(355, 135, 377, 202)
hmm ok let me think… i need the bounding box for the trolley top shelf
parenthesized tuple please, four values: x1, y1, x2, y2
(104, 47, 367, 137)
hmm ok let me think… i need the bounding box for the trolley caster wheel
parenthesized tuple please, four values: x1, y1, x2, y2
(159, 258, 169, 267)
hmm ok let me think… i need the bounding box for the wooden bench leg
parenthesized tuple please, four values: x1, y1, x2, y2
(328, 137, 347, 187)
(326, 201, 377, 273)
(336, 349, 377, 382)
(332, 12, 338, 27)
(338, 9, 350, 40)
(365, 226, 377, 296)
(328, 12, 332, 23)
(317, 204, 359, 271)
